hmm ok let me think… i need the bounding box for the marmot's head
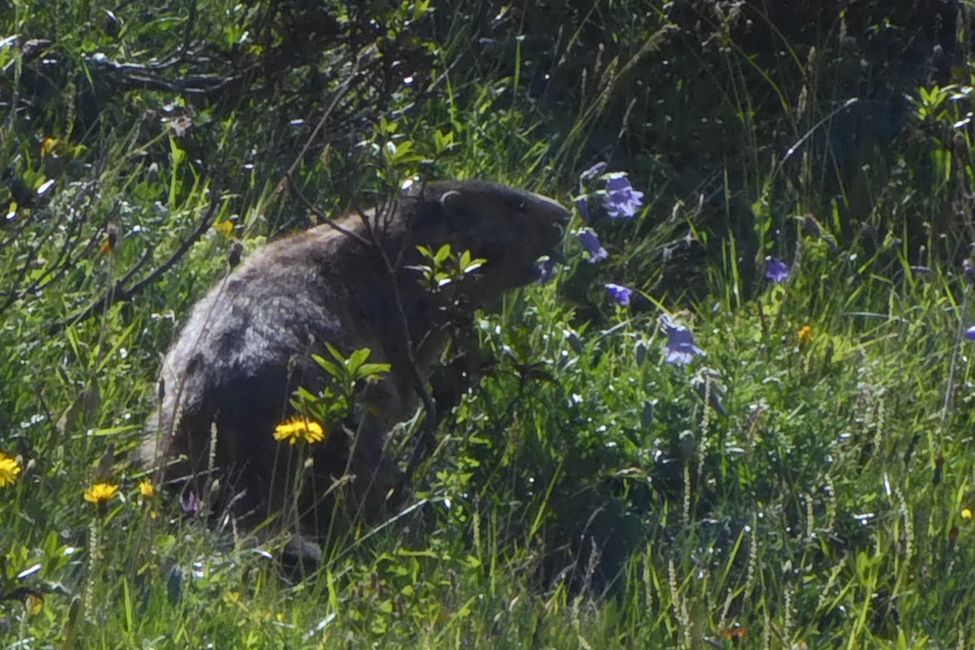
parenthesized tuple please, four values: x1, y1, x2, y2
(406, 180, 569, 303)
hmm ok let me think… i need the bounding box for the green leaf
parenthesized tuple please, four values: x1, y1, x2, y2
(357, 362, 391, 378)
(434, 129, 454, 154)
(347, 347, 372, 371)
(294, 386, 318, 403)
(325, 342, 345, 363)
(312, 353, 341, 379)
(434, 243, 452, 265)
(462, 259, 486, 275)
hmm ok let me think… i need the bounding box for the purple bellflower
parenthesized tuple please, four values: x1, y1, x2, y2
(574, 196, 591, 222)
(606, 283, 633, 306)
(577, 227, 608, 263)
(603, 173, 644, 220)
(580, 162, 608, 182)
(181, 491, 202, 517)
(662, 315, 705, 366)
(535, 256, 557, 284)
(766, 258, 790, 283)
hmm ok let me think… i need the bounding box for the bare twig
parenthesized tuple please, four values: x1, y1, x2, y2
(84, 53, 237, 96)
(0, 188, 84, 314)
(50, 188, 223, 334)
(282, 55, 362, 183)
(285, 174, 371, 247)
(2, 182, 104, 311)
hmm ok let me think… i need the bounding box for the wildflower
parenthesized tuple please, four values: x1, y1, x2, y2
(273, 416, 326, 445)
(635, 340, 648, 366)
(798, 324, 813, 343)
(605, 283, 633, 306)
(535, 256, 557, 284)
(965, 326, 975, 341)
(138, 479, 157, 499)
(574, 197, 591, 222)
(84, 483, 119, 505)
(564, 328, 584, 353)
(579, 162, 608, 182)
(181, 491, 202, 517)
(213, 219, 235, 238)
(577, 228, 608, 263)
(963, 506, 973, 520)
(719, 625, 747, 640)
(40, 137, 61, 158)
(100, 233, 116, 255)
(25, 593, 43, 616)
(662, 315, 705, 366)
(602, 173, 644, 220)
(799, 213, 822, 239)
(766, 258, 790, 283)
(0, 452, 22, 488)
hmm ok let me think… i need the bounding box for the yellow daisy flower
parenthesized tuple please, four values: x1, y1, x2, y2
(40, 136, 61, 158)
(0, 452, 22, 488)
(26, 593, 43, 616)
(84, 483, 119, 505)
(962, 506, 973, 521)
(138, 479, 156, 499)
(797, 324, 813, 343)
(273, 417, 326, 445)
(213, 219, 235, 238)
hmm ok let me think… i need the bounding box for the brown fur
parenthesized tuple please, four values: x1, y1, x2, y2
(142, 180, 568, 544)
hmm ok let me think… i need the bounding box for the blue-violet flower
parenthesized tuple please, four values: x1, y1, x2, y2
(766, 258, 790, 283)
(662, 315, 705, 366)
(603, 173, 644, 220)
(577, 227, 608, 263)
(606, 283, 633, 306)
(535, 257, 557, 284)
(574, 196, 591, 222)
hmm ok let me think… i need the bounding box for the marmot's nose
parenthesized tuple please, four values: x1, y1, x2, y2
(530, 192, 570, 237)
(538, 193, 571, 222)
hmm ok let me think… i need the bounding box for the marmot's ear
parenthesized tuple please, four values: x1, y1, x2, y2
(439, 190, 467, 222)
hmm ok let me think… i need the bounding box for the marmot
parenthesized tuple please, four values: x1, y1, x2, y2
(142, 180, 568, 551)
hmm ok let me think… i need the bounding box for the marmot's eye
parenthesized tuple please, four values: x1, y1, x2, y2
(516, 200, 528, 212)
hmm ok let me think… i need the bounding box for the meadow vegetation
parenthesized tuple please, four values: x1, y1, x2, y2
(2, 1, 975, 647)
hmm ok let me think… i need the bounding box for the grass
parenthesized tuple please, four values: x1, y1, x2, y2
(4, 1, 975, 648)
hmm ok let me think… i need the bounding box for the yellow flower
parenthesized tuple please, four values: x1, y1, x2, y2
(26, 593, 43, 617)
(213, 219, 235, 238)
(138, 479, 156, 499)
(0, 452, 22, 488)
(962, 506, 973, 521)
(84, 483, 119, 505)
(40, 137, 61, 158)
(273, 417, 326, 445)
(797, 324, 813, 343)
